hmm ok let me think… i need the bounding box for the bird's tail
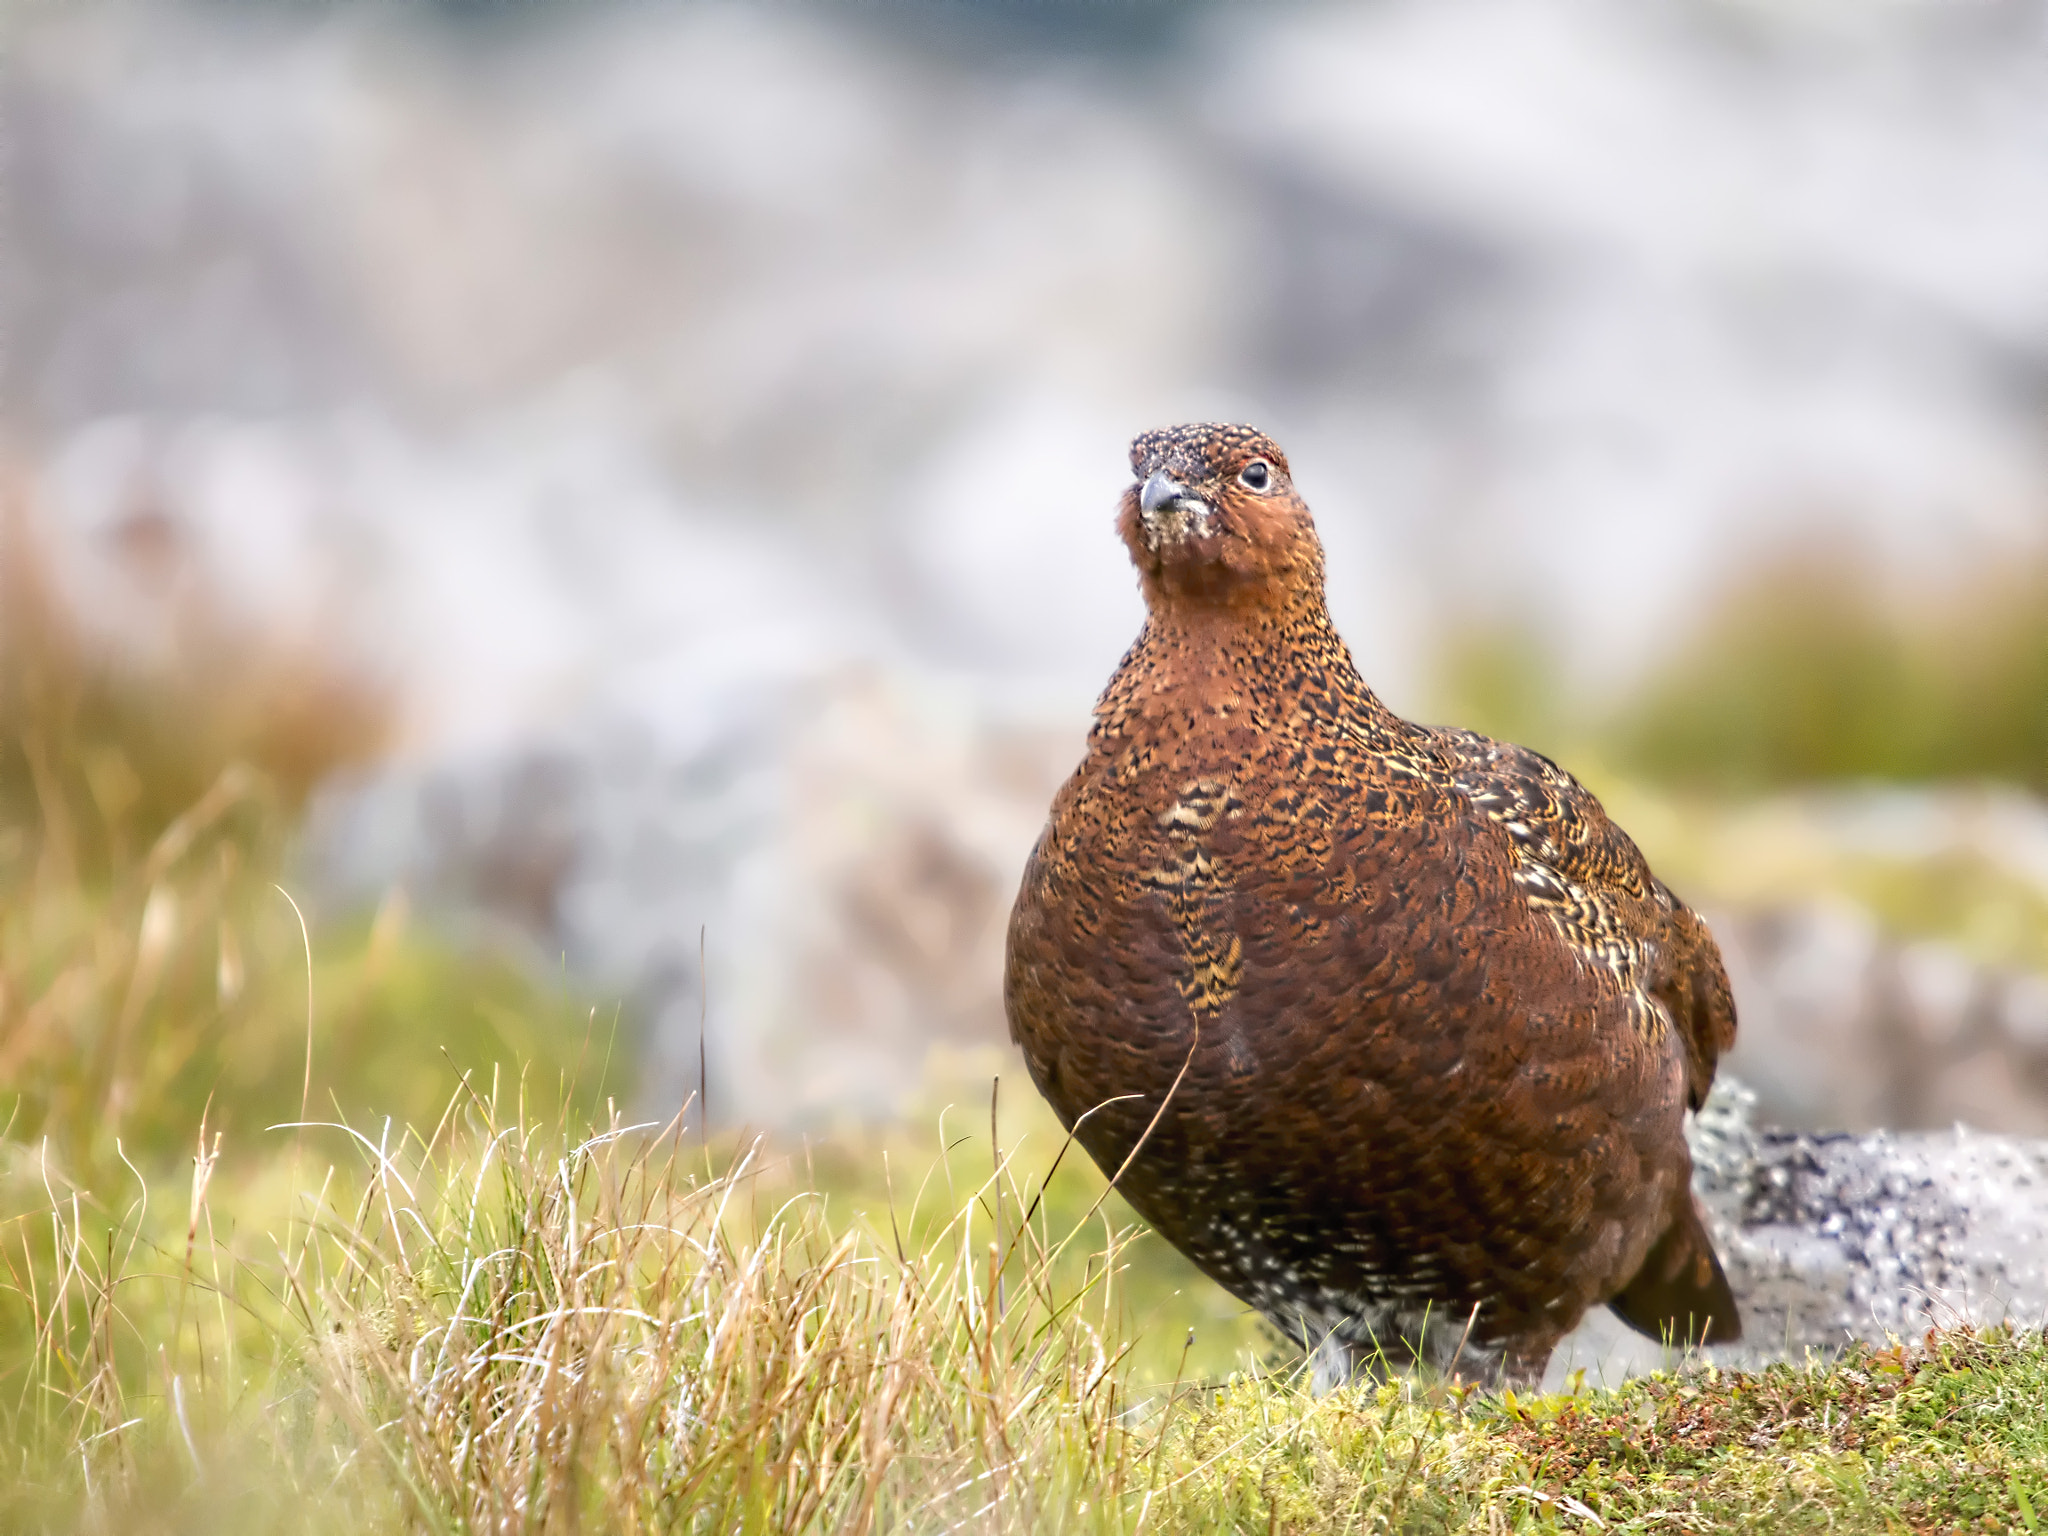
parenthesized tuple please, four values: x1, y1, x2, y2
(1608, 1193, 1742, 1347)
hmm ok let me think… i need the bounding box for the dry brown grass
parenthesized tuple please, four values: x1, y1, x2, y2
(0, 483, 390, 876)
(0, 487, 608, 1175)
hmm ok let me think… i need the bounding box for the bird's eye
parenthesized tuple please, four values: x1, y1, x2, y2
(1238, 460, 1273, 492)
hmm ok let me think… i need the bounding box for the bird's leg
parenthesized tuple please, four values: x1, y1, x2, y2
(1415, 1308, 1556, 1393)
(1495, 1335, 1563, 1392)
(1309, 1333, 1360, 1396)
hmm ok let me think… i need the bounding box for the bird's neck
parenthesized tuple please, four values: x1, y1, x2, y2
(1100, 590, 1402, 737)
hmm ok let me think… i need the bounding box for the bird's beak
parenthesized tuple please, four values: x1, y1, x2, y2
(1140, 470, 1187, 516)
(1138, 470, 1212, 548)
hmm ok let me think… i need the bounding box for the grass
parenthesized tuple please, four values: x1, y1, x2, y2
(0, 492, 615, 1177)
(1603, 553, 2048, 795)
(1435, 548, 2048, 795)
(0, 1076, 1192, 1533)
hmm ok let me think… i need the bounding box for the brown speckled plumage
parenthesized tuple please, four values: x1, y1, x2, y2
(1003, 424, 1740, 1387)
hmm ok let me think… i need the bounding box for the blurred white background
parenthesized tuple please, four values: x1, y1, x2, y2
(9, 0, 2048, 1125)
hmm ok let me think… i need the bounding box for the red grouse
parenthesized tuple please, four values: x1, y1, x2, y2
(1004, 423, 1740, 1387)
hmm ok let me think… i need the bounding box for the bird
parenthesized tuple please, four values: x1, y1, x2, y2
(1003, 422, 1740, 1389)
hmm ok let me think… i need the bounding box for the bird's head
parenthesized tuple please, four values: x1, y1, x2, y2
(1118, 423, 1326, 615)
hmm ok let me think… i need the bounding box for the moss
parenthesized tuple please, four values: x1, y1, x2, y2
(1156, 1329, 2048, 1533)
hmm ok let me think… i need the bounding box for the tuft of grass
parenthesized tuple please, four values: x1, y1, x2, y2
(1606, 552, 2048, 794)
(292, 1099, 1150, 1532)
(1434, 551, 2048, 794)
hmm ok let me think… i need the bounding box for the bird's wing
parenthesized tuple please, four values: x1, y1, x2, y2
(1425, 727, 1737, 1110)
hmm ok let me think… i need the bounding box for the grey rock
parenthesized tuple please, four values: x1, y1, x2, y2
(304, 669, 1072, 1130)
(1549, 1077, 2048, 1387)
(1718, 889, 2048, 1137)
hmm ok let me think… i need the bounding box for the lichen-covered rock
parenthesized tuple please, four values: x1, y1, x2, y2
(1550, 1077, 2048, 1386)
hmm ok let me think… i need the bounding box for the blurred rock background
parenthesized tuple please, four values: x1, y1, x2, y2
(5, 0, 2046, 1133)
